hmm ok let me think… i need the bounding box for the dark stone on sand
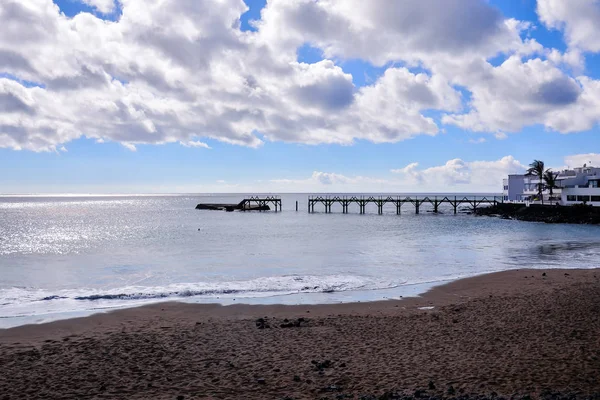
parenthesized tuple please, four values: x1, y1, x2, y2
(293, 375, 301, 382)
(177, 396, 184, 400)
(448, 386, 456, 395)
(429, 381, 437, 390)
(257, 378, 266, 384)
(543, 272, 547, 277)
(256, 318, 270, 329)
(314, 359, 333, 370)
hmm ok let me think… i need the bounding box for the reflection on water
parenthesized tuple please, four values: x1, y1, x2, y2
(1, 194, 600, 322)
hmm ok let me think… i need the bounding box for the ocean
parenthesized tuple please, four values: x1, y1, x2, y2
(1, 193, 599, 328)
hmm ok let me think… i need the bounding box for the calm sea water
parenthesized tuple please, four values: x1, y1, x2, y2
(1, 194, 600, 328)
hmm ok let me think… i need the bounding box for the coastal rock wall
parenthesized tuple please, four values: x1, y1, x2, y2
(476, 203, 600, 224)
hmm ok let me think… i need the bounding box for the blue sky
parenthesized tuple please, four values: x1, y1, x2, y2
(1, 0, 599, 193)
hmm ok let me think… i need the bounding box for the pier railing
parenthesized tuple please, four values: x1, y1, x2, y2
(307, 195, 502, 214)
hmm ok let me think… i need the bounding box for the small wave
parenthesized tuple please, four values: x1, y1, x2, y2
(73, 289, 245, 301)
(0, 274, 403, 314)
(40, 295, 68, 301)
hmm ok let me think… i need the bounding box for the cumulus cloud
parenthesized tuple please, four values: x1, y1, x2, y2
(0, 0, 599, 153)
(180, 140, 211, 149)
(391, 156, 527, 189)
(80, 0, 116, 14)
(268, 156, 527, 192)
(257, 0, 528, 66)
(442, 56, 600, 134)
(563, 153, 600, 168)
(537, 0, 600, 53)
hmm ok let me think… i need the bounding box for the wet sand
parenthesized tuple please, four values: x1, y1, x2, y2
(1, 268, 600, 399)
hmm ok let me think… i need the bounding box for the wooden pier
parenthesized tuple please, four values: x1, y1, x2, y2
(196, 196, 281, 212)
(241, 196, 281, 212)
(307, 195, 502, 215)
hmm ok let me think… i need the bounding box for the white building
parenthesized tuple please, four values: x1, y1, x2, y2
(502, 173, 560, 202)
(502, 174, 526, 201)
(556, 166, 600, 206)
(522, 174, 561, 202)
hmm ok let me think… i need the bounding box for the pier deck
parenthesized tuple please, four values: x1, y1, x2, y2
(196, 196, 281, 212)
(307, 195, 502, 214)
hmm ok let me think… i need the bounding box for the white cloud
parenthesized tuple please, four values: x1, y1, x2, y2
(268, 156, 527, 192)
(0, 0, 599, 153)
(180, 140, 211, 149)
(80, 0, 116, 14)
(563, 153, 600, 168)
(442, 55, 600, 134)
(537, 0, 600, 53)
(391, 156, 526, 190)
(121, 142, 136, 152)
(257, 0, 529, 66)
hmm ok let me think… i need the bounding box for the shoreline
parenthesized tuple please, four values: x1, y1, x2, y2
(2, 268, 600, 399)
(476, 203, 600, 224)
(0, 278, 446, 330)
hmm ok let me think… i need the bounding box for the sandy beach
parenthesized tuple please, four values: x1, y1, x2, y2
(1, 268, 599, 400)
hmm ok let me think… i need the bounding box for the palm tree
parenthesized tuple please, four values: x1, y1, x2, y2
(527, 160, 545, 203)
(543, 170, 558, 201)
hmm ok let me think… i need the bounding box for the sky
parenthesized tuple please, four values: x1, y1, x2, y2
(1, 0, 600, 194)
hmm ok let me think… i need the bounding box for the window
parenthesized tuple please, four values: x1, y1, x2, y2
(591, 196, 600, 202)
(567, 195, 577, 201)
(577, 195, 590, 202)
(589, 180, 599, 188)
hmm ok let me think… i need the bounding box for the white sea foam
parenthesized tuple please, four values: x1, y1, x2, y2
(0, 274, 404, 319)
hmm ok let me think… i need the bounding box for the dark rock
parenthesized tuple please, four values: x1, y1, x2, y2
(448, 386, 456, 395)
(257, 378, 266, 385)
(542, 272, 547, 277)
(314, 360, 333, 370)
(293, 375, 301, 382)
(475, 203, 600, 225)
(429, 381, 436, 390)
(256, 318, 270, 329)
(177, 396, 184, 400)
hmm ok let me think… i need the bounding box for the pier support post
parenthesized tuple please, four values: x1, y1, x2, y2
(296, 201, 298, 211)
(415, 201, 420, 214)
(454, 196, 457, 214)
